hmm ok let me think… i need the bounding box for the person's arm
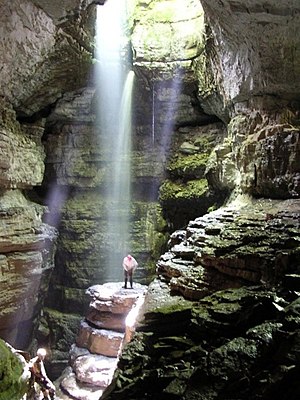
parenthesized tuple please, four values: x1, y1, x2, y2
(40, 361, 48, 379)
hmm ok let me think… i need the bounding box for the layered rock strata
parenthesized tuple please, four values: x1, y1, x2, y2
(0, 0, 95, 115)
(0, 1, 299, 397)
(159, 122, 227, 229)
(0, 100, 57, 349)
(41, 86, 169, 377)
(198, 0, 300, 116)
(102, 197, 300, 400)
(56, 282, 147, 400)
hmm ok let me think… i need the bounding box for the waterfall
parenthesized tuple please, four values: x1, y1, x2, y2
(106, 70, 134, 280)
(95, 1, 134, 281)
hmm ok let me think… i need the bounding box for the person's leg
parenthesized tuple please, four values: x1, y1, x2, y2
(123, 270, 128, 289)
(37, 377, 52, 400)
(129, 270, 133, 289)
(41, 387, 49, 400)
(45, 381, 56, 399)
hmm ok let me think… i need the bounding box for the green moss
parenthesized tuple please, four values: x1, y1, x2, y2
(167, 153, 209, 179)
(63, 191, 106, 219)
(207, 204, 218, 212)
(60, 237, 94, 254)
(153, 302, 193, 315)
(147, 6, 176, 23)
(44, 308, 82, 351)
(194, 135, 217, 151)
(159, 179, 209, 202)
(133, 1, 176, 24)
(0, 340, 28, 400)
(193, 51, 217, 99)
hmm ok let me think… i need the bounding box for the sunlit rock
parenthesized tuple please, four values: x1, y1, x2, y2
(87, 282, 147, 314)
(132, 0, 205, 63)
(76, 321, 124, 357)
(76, 283, 148, 357)
(57, 281, 147, 399)
(60, 371, 104, 400)
(0, 189, 57, 347)
(0, 99, 45, 188)
(86, 309, 125, 332)
(73, 354, 117, 387)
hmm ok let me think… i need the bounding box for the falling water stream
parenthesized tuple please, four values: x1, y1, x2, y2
(95, 1, 134, 281)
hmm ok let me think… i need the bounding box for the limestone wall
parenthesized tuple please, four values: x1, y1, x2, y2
(0, 0, 299, 388)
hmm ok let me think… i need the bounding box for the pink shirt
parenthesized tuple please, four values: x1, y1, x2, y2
(123, 255, 138, 272)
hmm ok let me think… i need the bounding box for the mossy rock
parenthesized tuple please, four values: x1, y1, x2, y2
(0, 340, 29, 400)
(167, 153, 209, 179)
(159, 178, 222, 229)
(159, 178, 209, 202)
(193, 135, 218, 151)
(62, 190, 106, 219)
(44, 308, 82, 352)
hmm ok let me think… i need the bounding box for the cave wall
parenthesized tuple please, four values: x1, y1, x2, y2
(37, 0, 216, 374)
(0, 0, 299, 391)
(0, 0, 98, 353)
(0, 97, 57, 349)
(102, 1, 300, 398)
(196, 0, 300, 198)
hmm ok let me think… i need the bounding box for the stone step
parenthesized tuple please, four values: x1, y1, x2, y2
(85, 308, 126, 332)
(59, 371, 105, 400)
(56, 282, 148, 399)
(76, 320, 124, 357)
(73, 352, 118, 387)
(87, 282, 147, 314)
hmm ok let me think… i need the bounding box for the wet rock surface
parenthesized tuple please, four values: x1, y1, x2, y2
(102, 198, 300, 400)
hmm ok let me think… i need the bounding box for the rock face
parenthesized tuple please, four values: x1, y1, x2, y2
(41, 87, 169, 376)
(0, 0, 95, 115)
(0, 0, 97, 355)
(198, 0, 300, 112)
(0, 0, 299, 397)
(194, 0, 300, 201)
(0, 99, 45, 188)
(102, 198, 300, 400)
(0, 189, 57, 347)
(0, 98, 57, 349)
(159, 122, 227, 229)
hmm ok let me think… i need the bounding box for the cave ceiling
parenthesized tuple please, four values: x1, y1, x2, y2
(0, 0, 299, 117)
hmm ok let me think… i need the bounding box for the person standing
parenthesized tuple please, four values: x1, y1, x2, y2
(122, 254, 138, 289)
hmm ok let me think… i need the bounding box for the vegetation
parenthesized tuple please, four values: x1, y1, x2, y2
(159, 178, 209, 202)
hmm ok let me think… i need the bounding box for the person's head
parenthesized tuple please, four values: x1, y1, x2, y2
(36, 348, 47, 360)
(127, 254, 132, 260)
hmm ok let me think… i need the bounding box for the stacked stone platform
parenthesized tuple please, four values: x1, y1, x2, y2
(56, 282, 147, 400)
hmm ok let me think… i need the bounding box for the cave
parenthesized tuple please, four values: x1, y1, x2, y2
(0, 0, 299, 399)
